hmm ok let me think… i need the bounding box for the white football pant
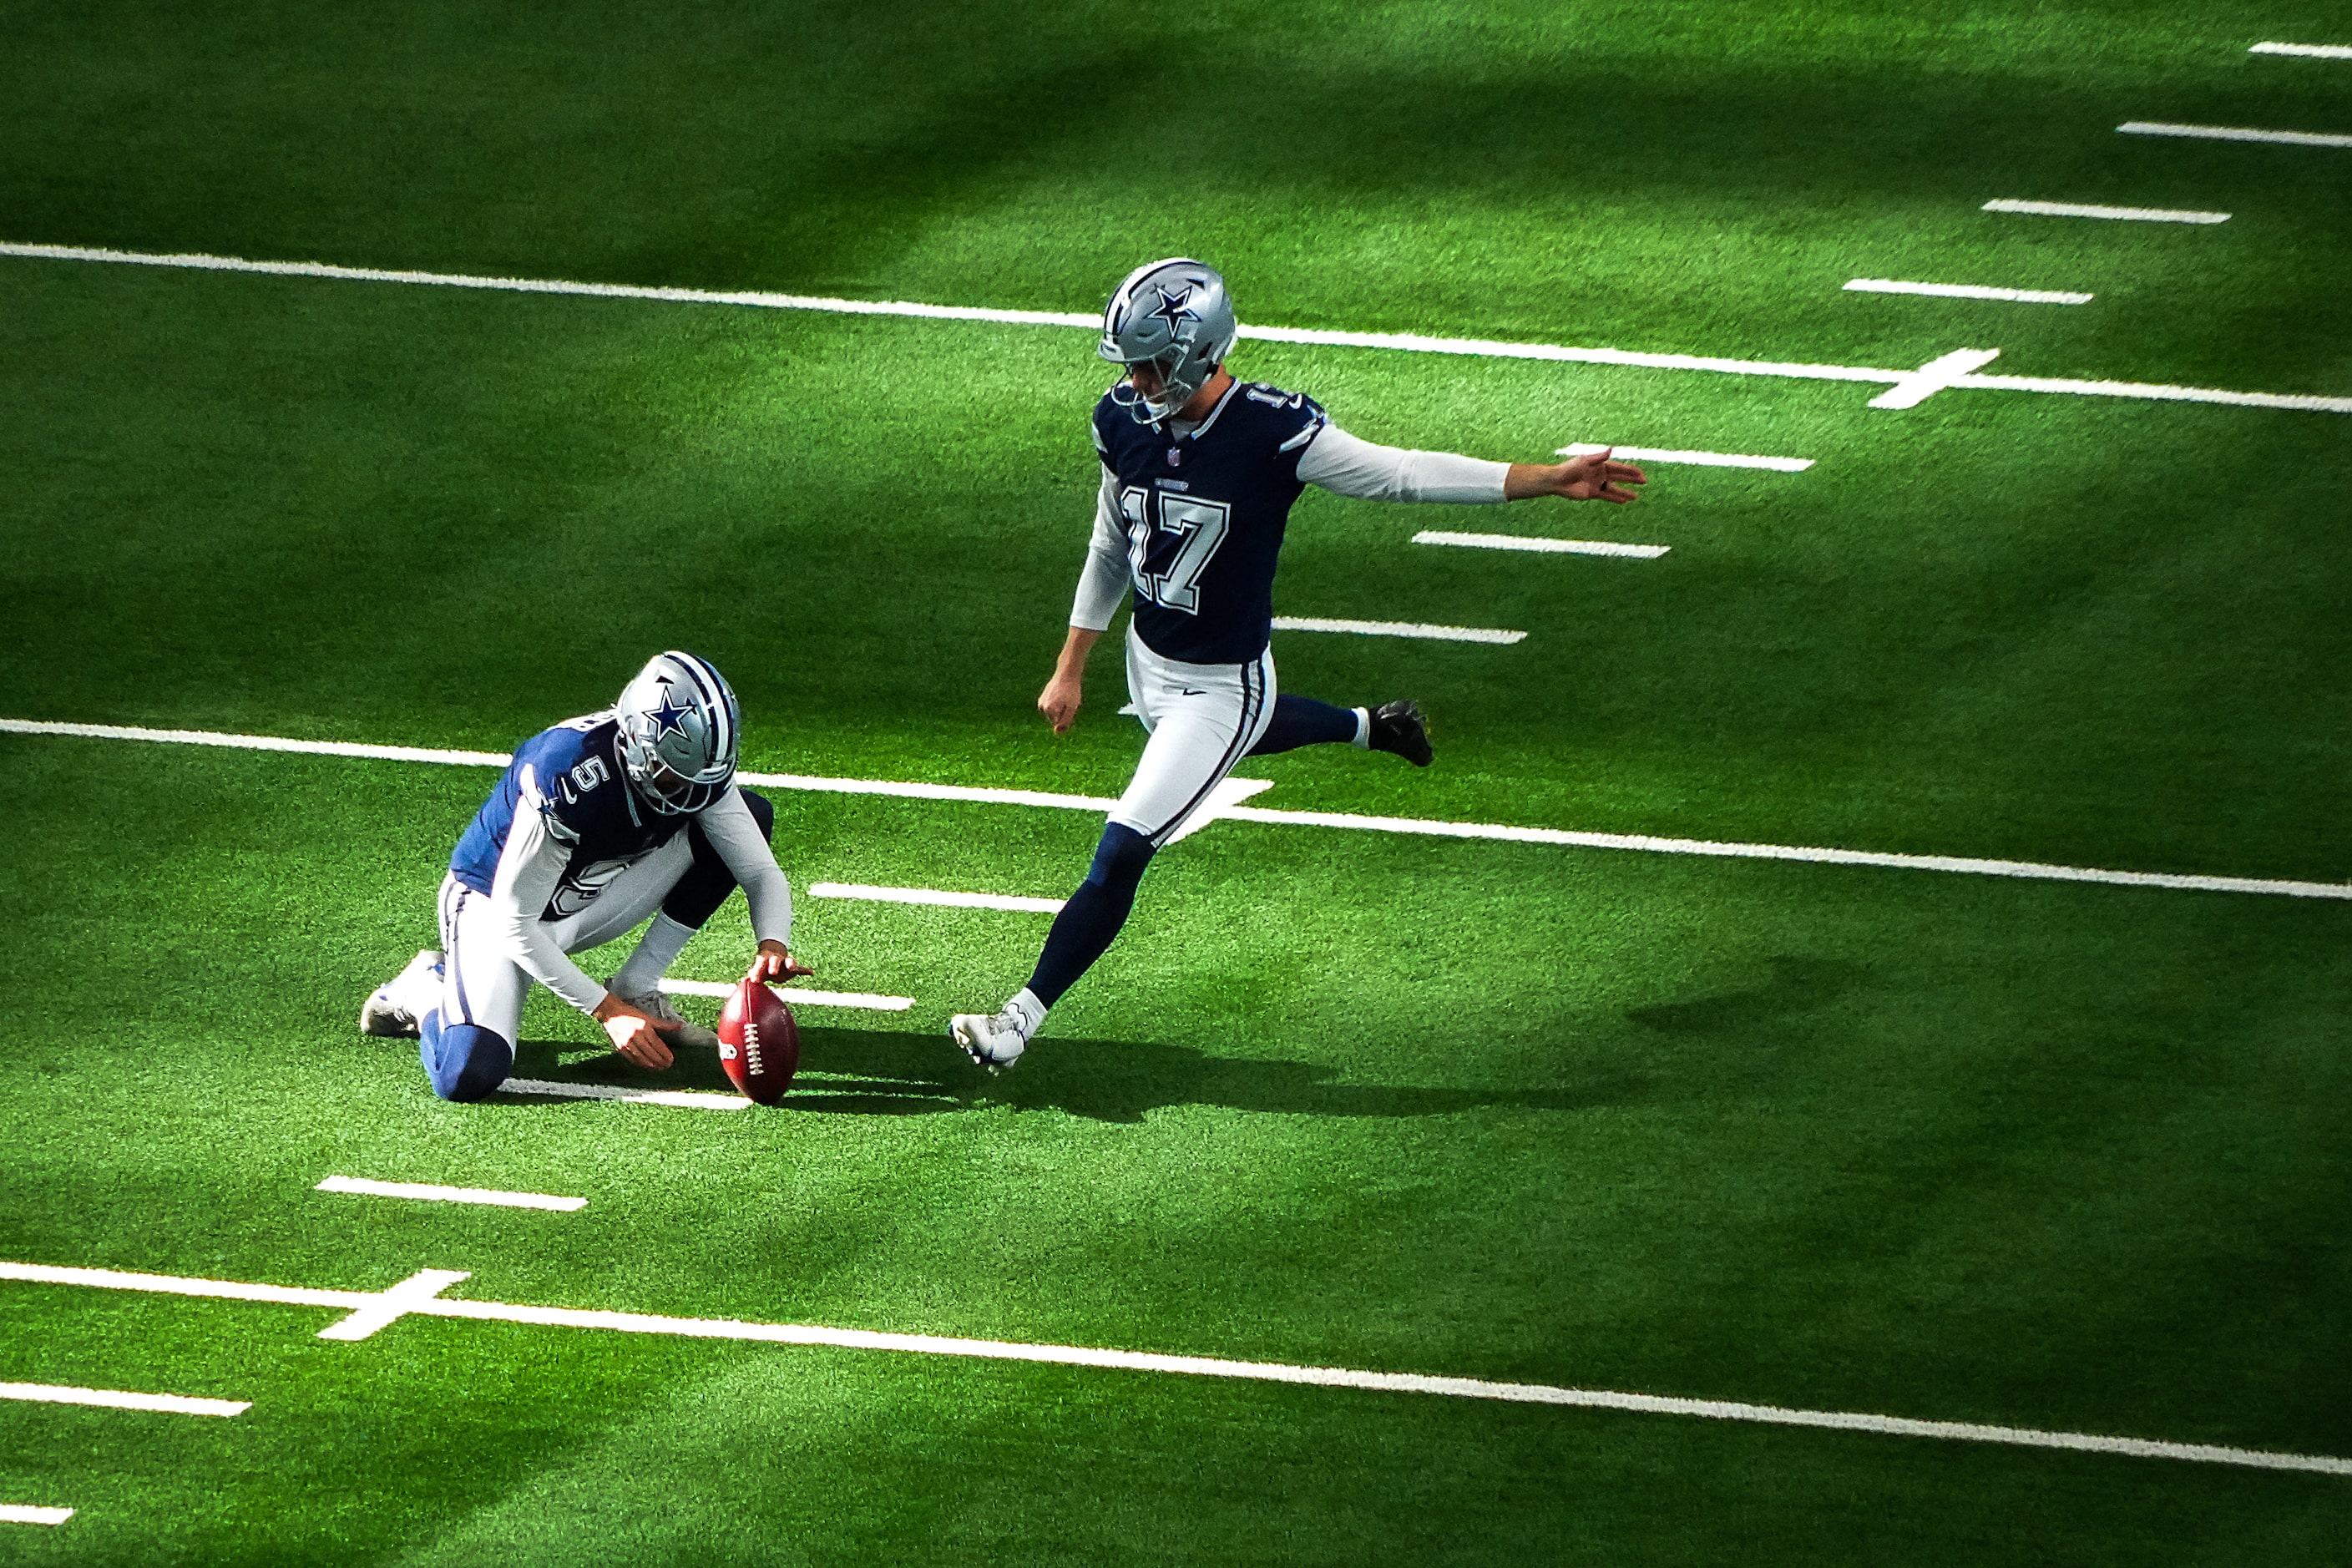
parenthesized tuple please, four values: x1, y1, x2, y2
(1111, 627, 1277, 848)
(432, 835, 696, 1044)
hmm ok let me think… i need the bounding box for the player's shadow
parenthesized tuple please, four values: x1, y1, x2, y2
(506, 1030, 1631, 1125)
(1626, 956, 1861, 1037)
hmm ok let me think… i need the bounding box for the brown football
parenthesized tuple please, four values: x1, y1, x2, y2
(716, 979, 799, 1105)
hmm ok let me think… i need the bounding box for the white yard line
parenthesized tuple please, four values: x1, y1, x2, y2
(1558, 443, 1812, 472)
(1219, 802, 2352, 899)
(739, 771, 1117, 812)
(1414, 531, 1667, 559)
(1163, 775, 1277, 846)
(316, 1269, 473, 1343)
(494, 1079, 751, 1110)
(314, 1175, 584, 1212)
(0, 1260, 2344, 1477)
(1982, 199, 2229, 224)
(2120, 120, 2352, 148)
(4, 717, 2346, 901)
(0, 1380, 246, 1417)
(655, 979, 915, 1010)
(2251, 40, 2352, 58)
(1, 242, 2344, 414)
(0, 1506, 73, 1526)
(1869, 347, 2005, 411)
(1846, 278, 2092, 306)
(1955, 371, 2349, 411)
(1272, 616, 1527, 644)
(809, 883, 1065, 913)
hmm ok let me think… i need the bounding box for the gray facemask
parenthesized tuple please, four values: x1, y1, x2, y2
(1098, 258, 1238, 425)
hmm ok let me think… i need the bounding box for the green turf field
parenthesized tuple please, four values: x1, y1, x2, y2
(3, 1, 2349, 1561)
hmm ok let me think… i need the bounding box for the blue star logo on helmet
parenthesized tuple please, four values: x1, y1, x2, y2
(645, 685, 695, 743)
(1147, 284, 1201, 338)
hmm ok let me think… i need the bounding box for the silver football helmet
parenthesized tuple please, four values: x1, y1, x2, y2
(1099, 257, 1237, 425)
(615, 650, 740, 815)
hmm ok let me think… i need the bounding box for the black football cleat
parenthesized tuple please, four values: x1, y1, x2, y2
(1368, 699, 1433, 767)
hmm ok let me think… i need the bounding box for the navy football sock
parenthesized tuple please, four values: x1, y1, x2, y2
(1024, 824, 1157, 1008)
(1245, 695, 1361, 756)
(419, 1011, 514, 1103)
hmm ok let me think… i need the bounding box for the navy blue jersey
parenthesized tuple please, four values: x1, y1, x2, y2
(1093, 378, 1328, 665)
(450, 714, 687, 917)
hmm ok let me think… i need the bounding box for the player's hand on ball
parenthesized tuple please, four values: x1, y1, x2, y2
(592, 993, 677, 1071)
(1038, 671, 1084, 734)
(747, 939, 812, 984)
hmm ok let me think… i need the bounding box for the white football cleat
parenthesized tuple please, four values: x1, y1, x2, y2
(359, 949, 443, 1039)
(949, 1009, 1029, 1071)
(613, 985, 721, 1051)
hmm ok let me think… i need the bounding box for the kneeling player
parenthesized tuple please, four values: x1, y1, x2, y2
(950, 258, 1645, 1070)
(360, 650, 806, 1102)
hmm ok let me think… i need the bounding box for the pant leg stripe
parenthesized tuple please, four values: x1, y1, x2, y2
(1147, 657, 1267, 847)
(447, 887, 475, 1025)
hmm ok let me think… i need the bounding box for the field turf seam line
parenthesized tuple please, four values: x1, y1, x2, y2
(2, 1260, 2345, 1478)
(3, 242, 2347, 414)
(6, 717, 2347, 901)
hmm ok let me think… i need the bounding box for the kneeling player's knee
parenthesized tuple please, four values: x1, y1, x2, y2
(738, 788, 776, 843)
(1085, 823, 1156, 895)
(419, 1018, 513, 1104)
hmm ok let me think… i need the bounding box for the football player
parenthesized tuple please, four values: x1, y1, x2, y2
(359, 650, 807, 1101)
(950, 258, 1645, 1069)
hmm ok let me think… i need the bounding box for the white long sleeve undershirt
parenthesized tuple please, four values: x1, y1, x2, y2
(700, 788, 794, 946)
(487, 771, 792, 1014)
(1295, 423, 1512, 505)
(1067, 422, 1512, 631)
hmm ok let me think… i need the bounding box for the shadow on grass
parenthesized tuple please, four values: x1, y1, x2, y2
(1627, 956, 1862, 1037)
(503, 1029, 1631, 1125)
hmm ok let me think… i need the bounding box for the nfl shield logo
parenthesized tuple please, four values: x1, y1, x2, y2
(1166, 447, 1182, 467)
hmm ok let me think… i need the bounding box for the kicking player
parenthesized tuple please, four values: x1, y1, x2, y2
(949, 258, 1645, 1069)
(360, 650, 807, 1102)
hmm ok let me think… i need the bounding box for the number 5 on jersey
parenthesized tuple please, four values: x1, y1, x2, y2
(1120, 487, 1232, 615)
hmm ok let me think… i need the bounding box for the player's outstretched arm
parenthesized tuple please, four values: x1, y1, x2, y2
(1039, 625, 1103, 734)
(1295, 423, 1644, 506)
(1505, 449, 1646, 504)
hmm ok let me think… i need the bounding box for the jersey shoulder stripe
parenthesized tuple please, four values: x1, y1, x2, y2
(1235, 382, 1327, 454)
